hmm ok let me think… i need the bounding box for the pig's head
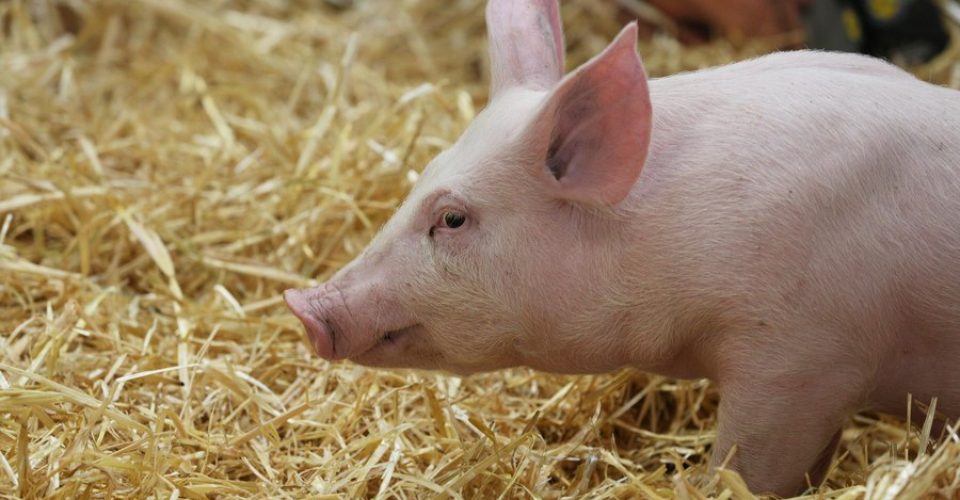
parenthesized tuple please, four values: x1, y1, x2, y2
(285, 0, 652, 375)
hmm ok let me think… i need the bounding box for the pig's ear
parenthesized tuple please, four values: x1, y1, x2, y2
(486, 0, 565, 97)
(533, 23, 652, 206)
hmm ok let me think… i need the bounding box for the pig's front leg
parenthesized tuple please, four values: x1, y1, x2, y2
(710, 369, 865, 496)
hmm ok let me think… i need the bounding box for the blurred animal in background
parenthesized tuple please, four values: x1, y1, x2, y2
(633, 0, 812, 40)
(627, 0, 951, 64)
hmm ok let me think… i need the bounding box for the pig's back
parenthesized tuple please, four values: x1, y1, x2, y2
(645, 50, 960, 276)
(640, 51, 960, 414)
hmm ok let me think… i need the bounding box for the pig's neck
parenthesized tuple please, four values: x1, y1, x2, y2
(609, 278, 725, 381)
(531, 202, 727, 380)
(604, 87, 736, 382)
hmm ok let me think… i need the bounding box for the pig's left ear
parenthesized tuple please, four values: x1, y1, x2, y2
(532, 23, 652, 206)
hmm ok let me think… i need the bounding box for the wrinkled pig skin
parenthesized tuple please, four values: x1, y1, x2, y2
(285, 0, 960, 494)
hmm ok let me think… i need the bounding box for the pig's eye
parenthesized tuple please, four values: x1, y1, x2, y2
(441, 211, 466, 229)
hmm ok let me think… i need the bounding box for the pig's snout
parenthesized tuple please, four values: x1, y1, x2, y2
(284, 277, 421, 365)
(284, 288, 338, 360)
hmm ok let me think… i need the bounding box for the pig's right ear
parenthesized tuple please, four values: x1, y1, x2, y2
(486, 0, 565, 97)
(531, 23, 652, 206)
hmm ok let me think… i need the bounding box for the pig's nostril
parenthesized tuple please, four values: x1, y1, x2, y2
(303, 315, 337, 359)
(326, 321, 338, 355)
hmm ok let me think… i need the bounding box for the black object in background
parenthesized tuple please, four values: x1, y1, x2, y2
(803, 0, 950, 64)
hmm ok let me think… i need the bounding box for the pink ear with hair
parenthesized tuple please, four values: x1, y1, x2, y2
(486, 0, 565, 97)
(536, 23, 652, 206)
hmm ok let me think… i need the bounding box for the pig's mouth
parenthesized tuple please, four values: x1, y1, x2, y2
(352, 323, 424, 361)
(381, 325, 416, 344)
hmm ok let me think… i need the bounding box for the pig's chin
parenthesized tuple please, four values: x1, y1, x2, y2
(350, 324, 424, 366)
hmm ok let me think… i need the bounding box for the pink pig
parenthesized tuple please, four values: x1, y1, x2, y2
(285, 0, 960, 494)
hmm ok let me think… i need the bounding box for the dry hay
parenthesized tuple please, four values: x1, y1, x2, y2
(1, 0, 960, 498)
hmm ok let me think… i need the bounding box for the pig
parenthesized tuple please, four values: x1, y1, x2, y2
(284, 0, 960, 495)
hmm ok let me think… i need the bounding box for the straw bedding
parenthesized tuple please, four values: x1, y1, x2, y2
(1, 0, 959, 498)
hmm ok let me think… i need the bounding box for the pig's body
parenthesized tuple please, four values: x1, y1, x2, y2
(285, 1, 960, 494)
(620, 51, 960, 488)
(629, 50, 960, 396)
